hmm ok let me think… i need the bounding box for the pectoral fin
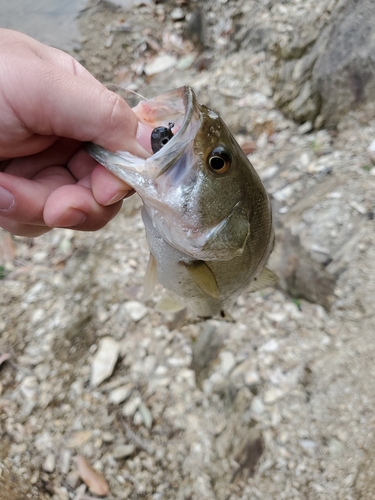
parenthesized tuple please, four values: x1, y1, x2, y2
(155, 292, 186, 313)
(183, 260, 220, 299)
(143, 253, 158, 300)
(249, 267, 278, 293)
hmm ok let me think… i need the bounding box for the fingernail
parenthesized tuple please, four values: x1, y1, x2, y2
(104, 190, 130, 206)
(0, 186, 15, 211)
(51, 208, 87, 228)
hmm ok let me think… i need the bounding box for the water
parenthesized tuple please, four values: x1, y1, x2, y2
(0, 0, 88, 51)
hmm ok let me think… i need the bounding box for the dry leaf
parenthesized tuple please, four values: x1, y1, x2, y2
(144, 36, 161, 52)
(253, 120, 275, 137)
(76, 455, 109, 497)
(241, 141, 258, 155)
(65, 431, 93, 448)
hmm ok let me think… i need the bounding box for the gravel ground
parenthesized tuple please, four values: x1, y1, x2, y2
(1, 1, 375, 499)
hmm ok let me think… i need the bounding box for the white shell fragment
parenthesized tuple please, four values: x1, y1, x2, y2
(108, 383, 133, 405)
(112, 443, 135, 459)
(20, 376, 38, 400)
(123, 301, 148, 322)
(90, 337, 120, 387)
(144, 55, 177, 76)
(368, 138, 375, 164)
(122, 396, 141, 417)
(43, 453, 56, 473)
(138, 401, 153, 429)
(170, 7, 185, 21)
(219, 351, 236, 376)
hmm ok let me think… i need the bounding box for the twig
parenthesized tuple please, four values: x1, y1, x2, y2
(121, 417, 154, 455)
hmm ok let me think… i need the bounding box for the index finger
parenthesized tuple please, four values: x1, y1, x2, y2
(1, 32, 149, 156)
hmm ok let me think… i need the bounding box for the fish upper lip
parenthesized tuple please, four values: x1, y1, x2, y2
(151, 86, 199, 176)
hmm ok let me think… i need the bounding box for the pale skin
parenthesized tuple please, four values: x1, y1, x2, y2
(0, 29, 151, 237)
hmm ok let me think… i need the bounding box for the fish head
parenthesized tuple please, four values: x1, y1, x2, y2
(87, 86, 272, 263)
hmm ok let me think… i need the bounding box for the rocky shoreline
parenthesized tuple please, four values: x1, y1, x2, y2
(1, 1, 375, 498)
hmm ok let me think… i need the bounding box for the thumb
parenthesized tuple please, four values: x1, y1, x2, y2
(1, 31, 149, 156)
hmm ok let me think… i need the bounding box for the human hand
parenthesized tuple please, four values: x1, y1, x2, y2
(0, 29, 149, 237)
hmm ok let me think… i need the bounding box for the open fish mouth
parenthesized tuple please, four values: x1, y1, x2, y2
(134, 86, 197, 149)
(86, 86, 201, 185)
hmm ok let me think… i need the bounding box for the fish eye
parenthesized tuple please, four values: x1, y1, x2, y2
(208, 147, 231, 174)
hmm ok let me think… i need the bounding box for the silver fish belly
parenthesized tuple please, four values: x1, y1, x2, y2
(87, 86, 276, 317)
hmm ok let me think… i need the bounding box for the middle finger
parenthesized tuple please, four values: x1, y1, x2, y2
(0, 167, 76, 226)
(4, 138, 82, 179)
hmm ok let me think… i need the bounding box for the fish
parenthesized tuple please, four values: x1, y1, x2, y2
(86, 86, 276, 318)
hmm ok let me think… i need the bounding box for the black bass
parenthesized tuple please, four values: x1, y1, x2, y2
(87, 86, 276, 318)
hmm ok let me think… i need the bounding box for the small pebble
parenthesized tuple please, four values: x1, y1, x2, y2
(170, 7, 185, 20)
(244, 371, 260, 387)
(368, 138, 375, 164)
(259, 165, 279, 181)
(54, 487, 69, 500)
(300, 439, 316, 450)
(144, 55, 177, 76)
(273, 185, 294, 202)
(65, 431, 93, 448)
(60, 449, 71, 475)
(123, 301, 148, 322)
(112, 444, 135, 459)
(264, 387, 284, 404)
(72, 42, 83, 52)
(138, 402, 153, 429)
(219, 351, 236, 375)
(20, 376, 38, 400)
(260, 339, 279, 352)
(31, 308, 45, 325)
(32, 251, 48, 263)
(102, 432, 115, 443)
(329, 438, 345, 457)
(43, 453, 56, 473)
(133, 410, 144, 426)
(122, 396, 141, 417)
(66, 470, 81, 489)
(105, 34, 114, 48)
(108, 383, 132, 405)
(278, 431, 289, 445)
(90, 337, 120, 387)
(298, 121, 313, 134)
(251, 396, 265, 415)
